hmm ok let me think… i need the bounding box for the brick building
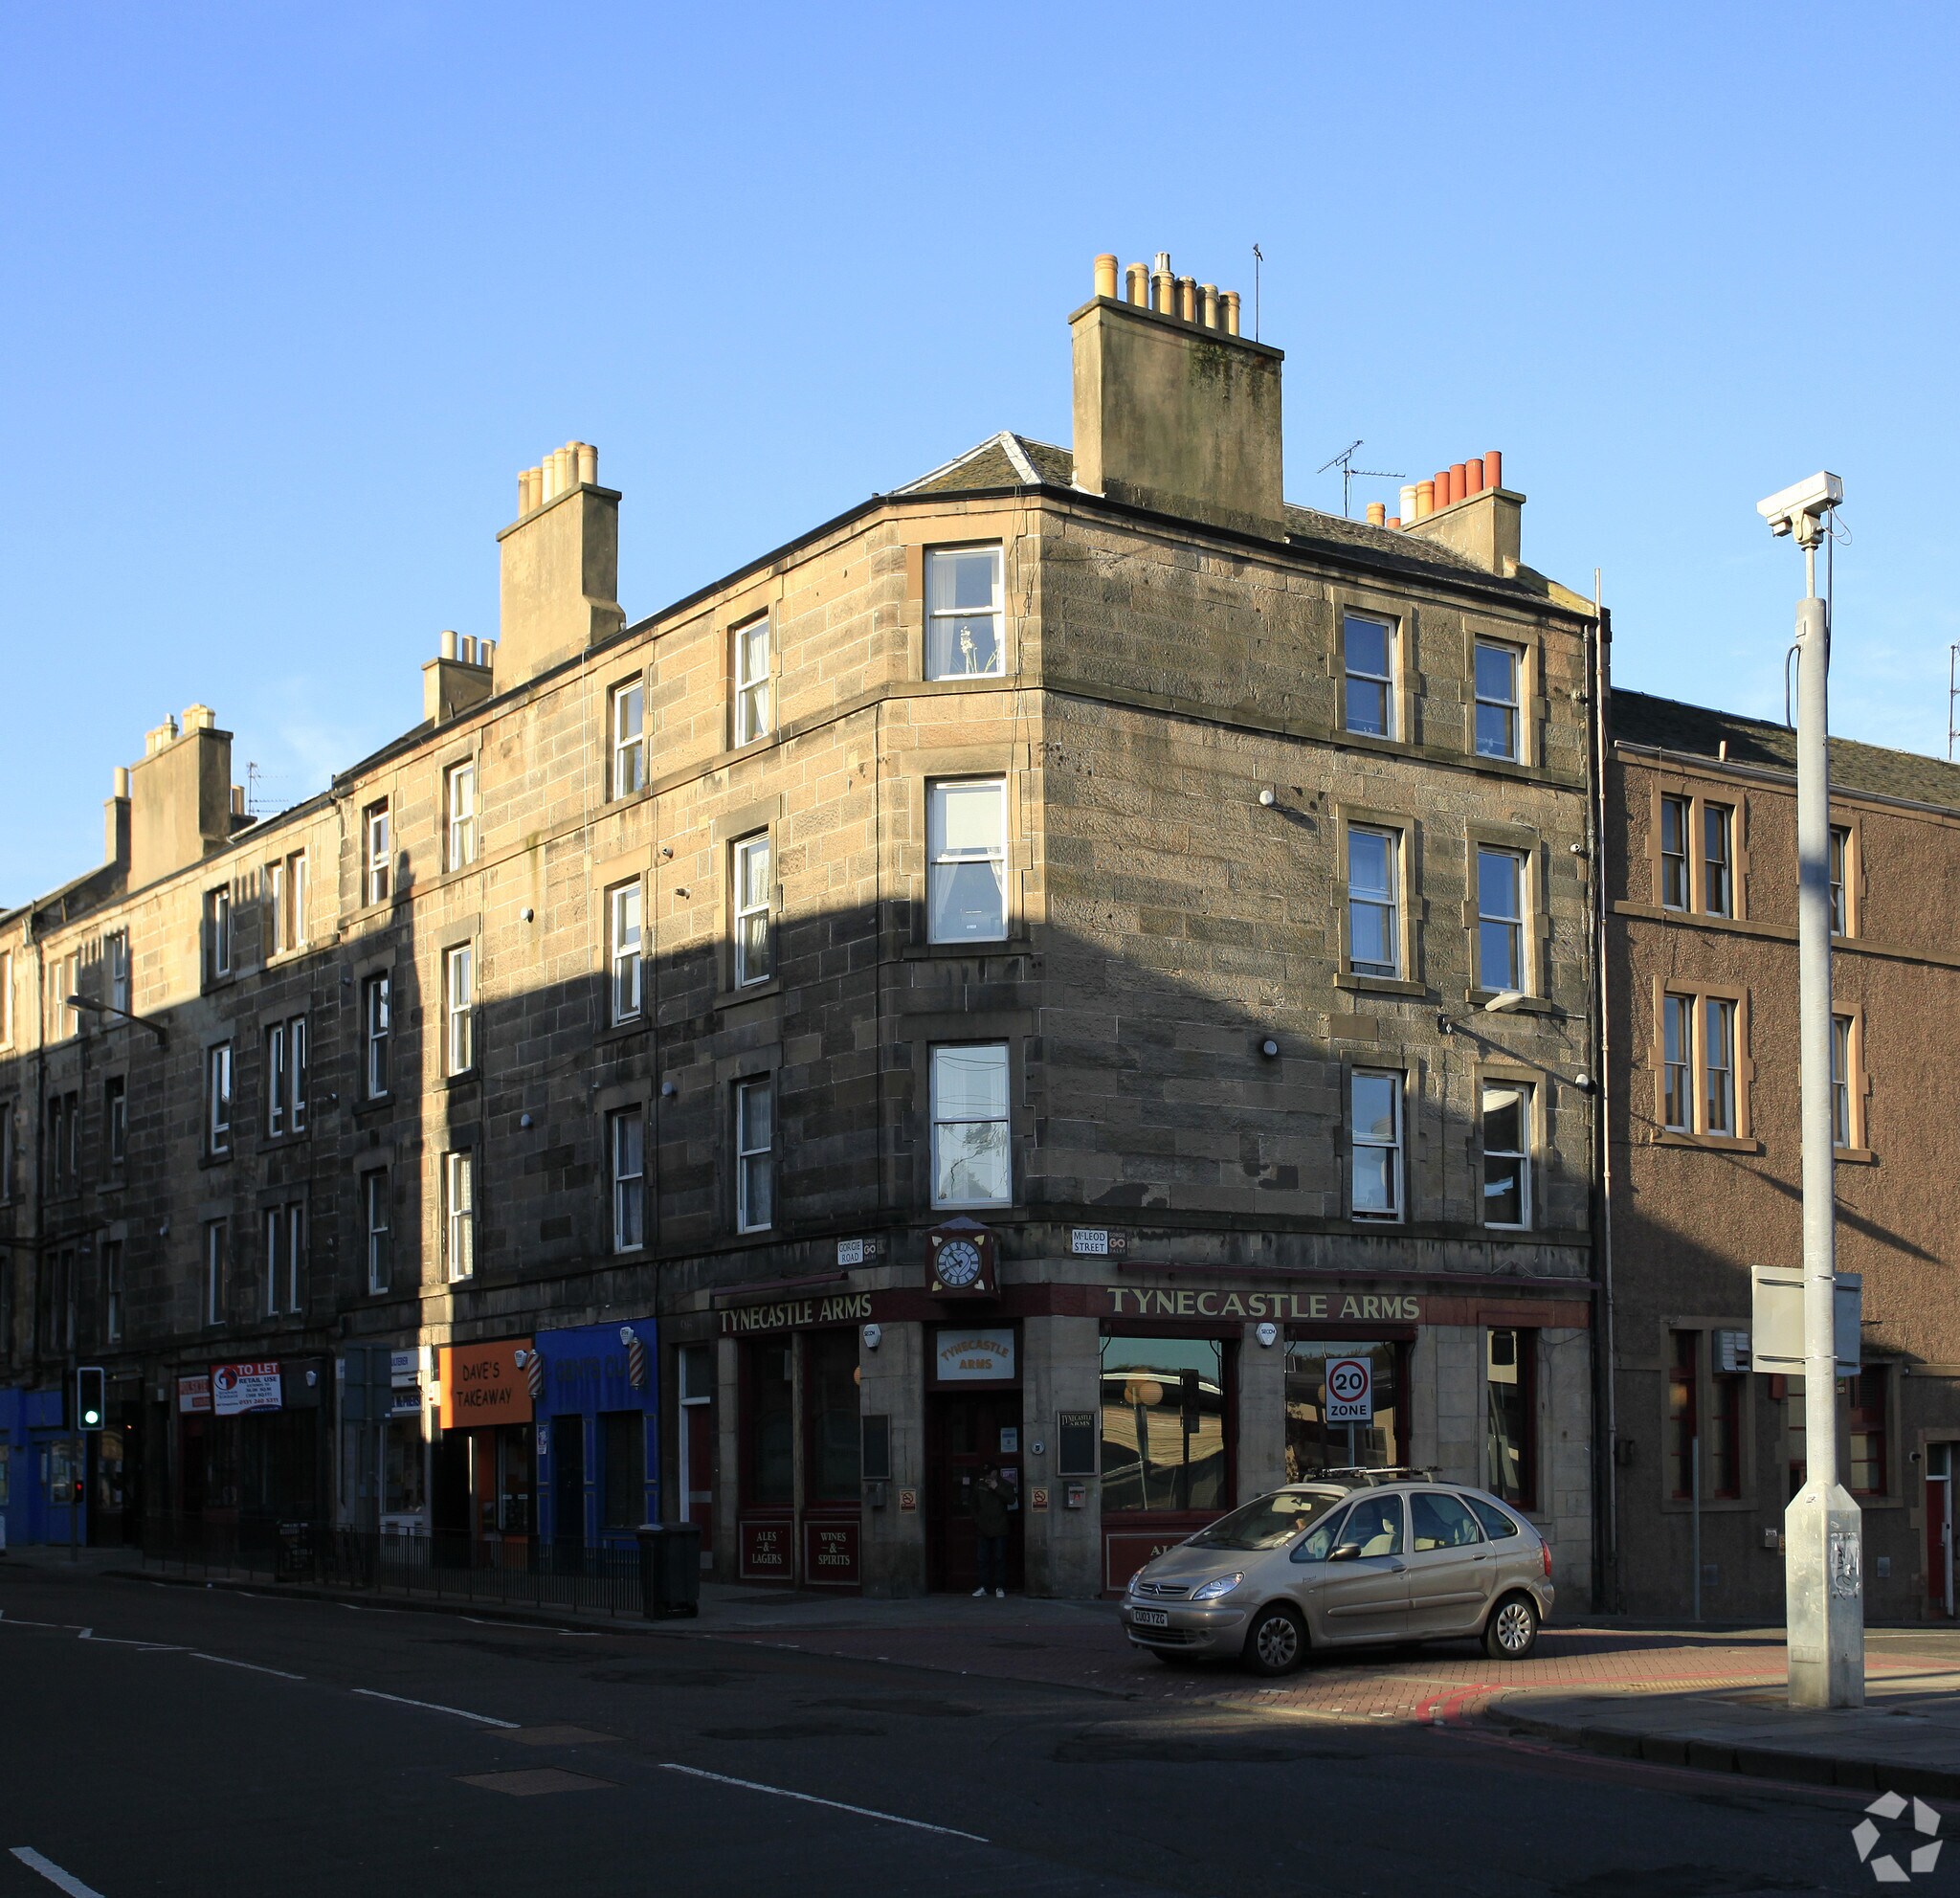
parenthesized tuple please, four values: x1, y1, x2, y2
(1602, 690, 1960, 1619)
(0, 254, 1605, 1600)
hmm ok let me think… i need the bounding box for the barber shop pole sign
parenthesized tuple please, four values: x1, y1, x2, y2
(1325, 1356, 1373, 1424)
(621, 1326, 649, 1392)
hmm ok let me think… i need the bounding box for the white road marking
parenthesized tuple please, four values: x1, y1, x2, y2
(11, 1846, 106, 1896)
(658, 1763, 989, 1842)
(189, 1652, 303, 1680)
(351, 1687, 520, 1728)
(0, 1615, 61, 1629)
(78, 1634, 184, 1650)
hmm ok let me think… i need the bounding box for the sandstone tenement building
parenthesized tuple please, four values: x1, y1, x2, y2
(0, 254, 1606, 1601)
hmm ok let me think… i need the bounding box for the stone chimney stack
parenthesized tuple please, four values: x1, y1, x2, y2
(497, 439, 624, 687)
(127, 704, 234, 890)
(1070, 252, 1284, 539)
(103, 765, 131, 871)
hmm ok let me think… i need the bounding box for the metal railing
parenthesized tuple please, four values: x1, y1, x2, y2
(139, 1514, 648, 1619)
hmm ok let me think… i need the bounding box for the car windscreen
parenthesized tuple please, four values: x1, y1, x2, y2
(1189, 1491, 1340, 1550)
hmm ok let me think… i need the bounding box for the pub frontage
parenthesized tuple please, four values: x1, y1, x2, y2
(668, 1235, 1594, 1600)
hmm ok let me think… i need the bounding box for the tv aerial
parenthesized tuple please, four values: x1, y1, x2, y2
(1316, 440, 1402, 519)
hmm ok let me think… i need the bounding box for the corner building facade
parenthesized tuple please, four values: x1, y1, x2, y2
(0, 257, 1603, 1599)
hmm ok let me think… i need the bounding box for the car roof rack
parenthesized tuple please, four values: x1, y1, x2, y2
(1310, 1465, 1438, 1485)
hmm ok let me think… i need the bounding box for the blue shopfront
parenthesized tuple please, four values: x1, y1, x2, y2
(0, 1388, 83, 1550)
(532, 1320, 659, 1552)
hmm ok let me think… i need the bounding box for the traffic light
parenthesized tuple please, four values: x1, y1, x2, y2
(75, 1365, 105, 1432)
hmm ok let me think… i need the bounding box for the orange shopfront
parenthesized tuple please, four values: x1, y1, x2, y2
(433, 1338, 536, 1555)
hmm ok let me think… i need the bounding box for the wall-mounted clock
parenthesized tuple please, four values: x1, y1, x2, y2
(928, 1218, 998, 1298)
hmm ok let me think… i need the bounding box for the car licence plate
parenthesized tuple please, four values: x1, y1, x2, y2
(1130, 1607, 1169, 1628)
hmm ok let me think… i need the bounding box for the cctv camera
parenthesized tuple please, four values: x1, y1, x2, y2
(1756, 471, 1841, 538)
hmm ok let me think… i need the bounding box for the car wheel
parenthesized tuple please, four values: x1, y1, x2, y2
(1483, 1592, 1539, 1662)
(1243, 1603, 1307, 1677)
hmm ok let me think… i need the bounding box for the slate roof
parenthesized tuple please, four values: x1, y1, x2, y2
(1612, 689, 1960, 813)
(895, 433, 1575, 601)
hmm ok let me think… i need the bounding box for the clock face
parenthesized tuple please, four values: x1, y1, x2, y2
(936, 1238, 984, 1287)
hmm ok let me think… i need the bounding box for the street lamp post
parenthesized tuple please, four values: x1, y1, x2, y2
(1757, 471, 1862, 1709)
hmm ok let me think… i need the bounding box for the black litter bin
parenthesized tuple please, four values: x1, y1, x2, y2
(636, 1522, 702, 1619)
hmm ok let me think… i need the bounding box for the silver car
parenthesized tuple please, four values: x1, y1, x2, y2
(1120, 1474, 1555, 1675)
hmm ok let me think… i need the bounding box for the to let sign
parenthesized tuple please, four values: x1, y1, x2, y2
(437, 1340, 534, 1428)
(212, 1363, 282, 1416)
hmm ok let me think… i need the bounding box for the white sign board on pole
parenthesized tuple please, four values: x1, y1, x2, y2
(1325, 1356, 1373, 1424)
(1749, 1268, 1860, 1377)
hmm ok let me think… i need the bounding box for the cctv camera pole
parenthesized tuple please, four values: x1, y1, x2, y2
(1785, 501, 1863, 1709)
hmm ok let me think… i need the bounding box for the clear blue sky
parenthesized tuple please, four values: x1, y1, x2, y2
(4, 4, 1955, 903)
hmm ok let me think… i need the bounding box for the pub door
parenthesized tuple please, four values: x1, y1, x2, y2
(926, 1390, 1024, 1593)
(552, 1414, 587, 1557)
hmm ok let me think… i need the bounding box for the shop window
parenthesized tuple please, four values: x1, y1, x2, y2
(746, 1341, 793, 1507)
(1850, 1366, 1889, 1497)
(1099, 1335, 1226, 1514)
(384, 1415, 425, 1515)
(930, 1043, 1010, 1208)
(600, 1412, 646, 1531)
(497, 1426, 533, 1534)
(1483, 1329, 1536, 1509)
(925, 545, 1005, 680)
(805, 1329, 862, 1505)
(1283, 1341, 1405, 1476)
(1667, 1329, 1698, 1500)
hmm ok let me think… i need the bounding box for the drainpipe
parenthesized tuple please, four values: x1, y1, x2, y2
(1588, 601, 1620, 1615)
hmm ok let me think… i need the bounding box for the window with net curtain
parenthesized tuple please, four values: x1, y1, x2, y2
(927, 779, 1007, 943)
(1100, 1336, 1226, 1513)
(925, 546, 1004, 679)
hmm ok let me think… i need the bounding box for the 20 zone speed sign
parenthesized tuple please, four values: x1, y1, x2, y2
(1325, 1355, 1373, 1424)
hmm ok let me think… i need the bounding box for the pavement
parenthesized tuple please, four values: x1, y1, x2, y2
(39, 1542, 1960, 1802)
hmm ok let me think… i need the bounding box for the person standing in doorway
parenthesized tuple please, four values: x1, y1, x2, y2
(970, 1463, 1010, 1597)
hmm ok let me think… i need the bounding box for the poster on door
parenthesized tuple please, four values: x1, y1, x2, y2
(1325, 1356, 1373, 1424)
